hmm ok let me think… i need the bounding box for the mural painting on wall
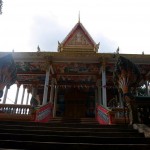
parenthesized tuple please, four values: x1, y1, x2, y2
(17, 75, 45, 83)
(16, 62, 44, 73)
(57, 75, 97, 84)
(54, 63, 101, 74)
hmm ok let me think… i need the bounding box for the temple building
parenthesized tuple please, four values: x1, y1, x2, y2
(0, 20, 150, 124)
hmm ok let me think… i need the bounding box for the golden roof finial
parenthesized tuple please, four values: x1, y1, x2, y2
(78, 11, 80, 23)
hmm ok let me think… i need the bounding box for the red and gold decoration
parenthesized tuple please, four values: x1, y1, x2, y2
(0, 54, 17, 98)
(114, 56, 141, 124)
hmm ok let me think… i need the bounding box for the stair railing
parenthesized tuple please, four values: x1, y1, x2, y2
(96, 104, 115, 124)
(34, 103, 53, 123)
(0, 104, 34, 121)
(96, 104, 130, 124)
(111, 107, 129, 124)
(135, 96, 150, 124)
(0, 104, 32, 114)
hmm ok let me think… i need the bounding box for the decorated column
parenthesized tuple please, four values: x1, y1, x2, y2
(145, 81, 149, 96)
(53, 85, 58, 117)
(14, 84, 21, 104)
(97, 79, 102, 105)
(21, 85, 26, 105)
(2, 86, 8, 104)
(26, 89, 30, 105)
(49, 78, 55, 104)
(42, 64, 50, 105)
(102, 62, 107, 107)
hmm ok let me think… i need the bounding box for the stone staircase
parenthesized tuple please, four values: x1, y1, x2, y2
(0, 118, 150, 150)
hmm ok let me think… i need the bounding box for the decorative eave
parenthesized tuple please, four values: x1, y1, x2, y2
(58, 22, 100, 53)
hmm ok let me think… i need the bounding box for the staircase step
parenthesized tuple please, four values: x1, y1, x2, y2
(0, 126, 137, 132)
(0, 121, 133, 128)
(0, 140, 150, 150)
(0, 131, 144, 137)
(0, 133, 148, 144)
(0, 119, 149, 150)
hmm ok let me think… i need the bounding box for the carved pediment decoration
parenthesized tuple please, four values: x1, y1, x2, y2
(66, 29, 91, 47)
(58, 22, 100, 52)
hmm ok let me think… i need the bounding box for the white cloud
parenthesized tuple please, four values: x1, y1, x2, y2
(29, 14, 67, 51)
(0, 0, 150, 54)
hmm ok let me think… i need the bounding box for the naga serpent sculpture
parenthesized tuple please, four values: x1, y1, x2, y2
(113, 56, 141, 124)
(0, 54, 17, 98)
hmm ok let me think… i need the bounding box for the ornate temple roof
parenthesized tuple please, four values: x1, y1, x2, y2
(58, 21, 100, 53)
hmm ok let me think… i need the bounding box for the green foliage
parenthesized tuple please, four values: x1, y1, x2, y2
(137, 86, 147, 96)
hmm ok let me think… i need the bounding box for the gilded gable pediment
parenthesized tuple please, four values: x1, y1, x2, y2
(58, 22, 99, 53)
(66, 29, 92, 47)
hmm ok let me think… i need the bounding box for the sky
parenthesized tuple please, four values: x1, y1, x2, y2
(0, 0, 150, 54)
(0, 84, 32, 105)
(0, 0, 150, 104)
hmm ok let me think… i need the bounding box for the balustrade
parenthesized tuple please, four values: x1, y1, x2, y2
(0, 104, 32, 115)
(135, 96, 150, 124)
(97, 96, 150, 125)
(0, 104, 34, 121)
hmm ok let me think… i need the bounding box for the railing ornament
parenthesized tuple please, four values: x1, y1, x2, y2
(113, 56, 141, 124)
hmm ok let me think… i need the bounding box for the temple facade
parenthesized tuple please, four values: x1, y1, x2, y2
(0, 21, 150, 123)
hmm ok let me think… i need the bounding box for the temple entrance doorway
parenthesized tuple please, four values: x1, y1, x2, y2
(64, 88, 87, 119)
(56, 88, 95, 119)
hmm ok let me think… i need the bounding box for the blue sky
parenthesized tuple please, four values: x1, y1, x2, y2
(0, 0, 150, 54)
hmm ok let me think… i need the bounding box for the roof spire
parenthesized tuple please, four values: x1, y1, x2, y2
(78, 11, 80, 23)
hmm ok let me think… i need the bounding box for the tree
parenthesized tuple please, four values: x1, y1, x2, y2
(0, 0, 3, 14)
